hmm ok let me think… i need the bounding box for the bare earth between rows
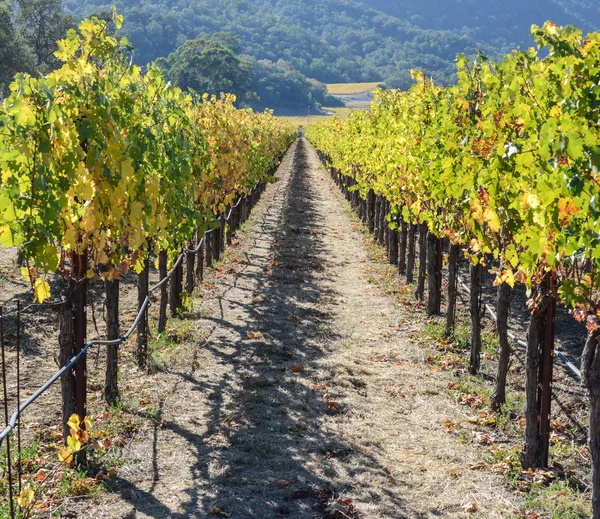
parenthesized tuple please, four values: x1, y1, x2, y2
(72, 137, 522, 518)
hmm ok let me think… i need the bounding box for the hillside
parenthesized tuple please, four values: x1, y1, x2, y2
(364, 0, 599, 53)
(63, 0, 600, 88)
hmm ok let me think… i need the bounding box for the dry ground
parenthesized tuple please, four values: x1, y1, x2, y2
(325, 83, 382, 95)
(61, 137, 527, 519)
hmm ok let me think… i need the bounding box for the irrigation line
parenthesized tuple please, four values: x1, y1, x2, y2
(0, 184, 260, 447)
(456, 274, 582, 380)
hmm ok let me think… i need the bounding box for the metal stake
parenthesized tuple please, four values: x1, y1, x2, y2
(16, 300, 22, 492)
(1, 307, 15, 519)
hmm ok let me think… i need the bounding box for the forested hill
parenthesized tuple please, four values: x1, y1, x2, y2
(364, 0, 599, 54)
(64, 0, 600, 88)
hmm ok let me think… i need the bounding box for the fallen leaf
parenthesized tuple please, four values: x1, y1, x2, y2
(211, 505, 230, 517)
(472, 431, 493, 445)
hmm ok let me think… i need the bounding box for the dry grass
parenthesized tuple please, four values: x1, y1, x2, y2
(326, 82, 383, 94)
(277, 107, 356, 127)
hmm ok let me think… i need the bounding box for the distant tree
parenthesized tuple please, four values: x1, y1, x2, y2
(0, 0, 35, 97)
(157, 33, 256, 105)
(16, 0, 75, 72)
(249, 59, 343, 112)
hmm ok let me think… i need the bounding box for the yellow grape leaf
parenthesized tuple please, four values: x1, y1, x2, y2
(549, 104, 562, 119)
(83, 416, 92, 431)
(20, 266, 31, 282)
(483, 208, 501, 232)
(86, 269, 95, 279)
(73, 163, 95, 201)
(0, 225, 14, 248)
(121, 159, 134, 182)
(54, 30, 79, 61)
(33, 278, 51, 303)
(67, 414, 80, 430)
(130, 201, 143, 222)
(470, 200, 484, 225)
(67, 435, 81, 452)
(133, 258, 145, 274)
(558, 197, 580, 220)
(58, 448, 73, 465)
(521, 193, 540, 209)
(503, 269, 515, 288)
(16, 487, 34, 508)
(112, 6, 124, 29)
(494, 269, 515, 288)
(81, 203, 96, 232)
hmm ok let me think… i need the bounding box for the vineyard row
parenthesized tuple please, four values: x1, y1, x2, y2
(0, 11, 295, 517)
(307, 21, 600, 517)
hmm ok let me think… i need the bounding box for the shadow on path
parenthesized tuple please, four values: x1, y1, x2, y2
(106, 139, 428, 519)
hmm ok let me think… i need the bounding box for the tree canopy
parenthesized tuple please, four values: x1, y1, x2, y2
(157, 33, 255, 106)
(63, 0, 600, 87)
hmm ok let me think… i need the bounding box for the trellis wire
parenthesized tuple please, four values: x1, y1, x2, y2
(455, 274, 582, 380)
(0, 183, 259, 447)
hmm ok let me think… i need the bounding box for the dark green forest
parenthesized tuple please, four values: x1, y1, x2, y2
(3, 0, 600, 110)
(63, 0, 600, 89)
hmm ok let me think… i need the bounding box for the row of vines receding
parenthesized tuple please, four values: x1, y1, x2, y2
(0, 9, 296, 517)
(307, 22, 600, 518)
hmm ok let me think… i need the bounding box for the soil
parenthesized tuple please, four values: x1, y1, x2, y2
(51, 136, 530, 519)
(331, 91, 374, 108)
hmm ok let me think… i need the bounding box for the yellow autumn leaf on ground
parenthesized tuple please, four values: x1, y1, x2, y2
(33, 277, 51, 303)
(16, 487, 34, 508)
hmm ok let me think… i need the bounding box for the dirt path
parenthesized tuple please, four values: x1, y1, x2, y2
(77, 137, 523, 518)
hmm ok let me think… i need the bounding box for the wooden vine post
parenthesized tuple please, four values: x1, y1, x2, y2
(170, 257, 184, 317)
(158, 251, 169, 333)
(398, 220, 408, 275)
(415, 223, 428, 300)
(445, 244, 460, 336)
(73, 253, 87, 423)
(426, 234, 443, 315)
(491, 281, 511, 410)
(521, 273, 556, 469)
(406, 223, 416, 283)
(186, 237, 196, 295)
(469, 262, 483, 375)
(538, 274, 556, 466)
(58, 251, 88, 452)
(582, 330, 600, 519)
(136, 253, 150, 369)
(104, 278, 120, 405)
